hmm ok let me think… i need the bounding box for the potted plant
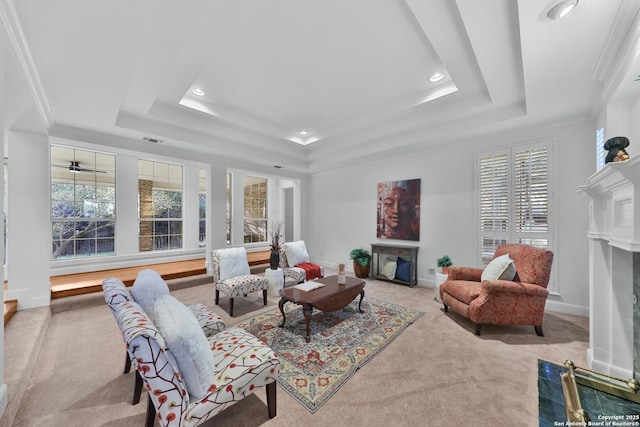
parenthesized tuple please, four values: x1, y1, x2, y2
(269, 221, 282, 270)
(437, 255, 453, 274)
(349, 248, 372, 278)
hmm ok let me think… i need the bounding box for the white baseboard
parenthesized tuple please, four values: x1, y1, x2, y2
(14, 295, 51, 310)
(545, 299, 588, 317)
(589, 351, 634, 379)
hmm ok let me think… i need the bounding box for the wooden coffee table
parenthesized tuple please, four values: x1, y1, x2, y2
(279, 275, 366, 342)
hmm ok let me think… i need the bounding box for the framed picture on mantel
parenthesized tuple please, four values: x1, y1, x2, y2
(376, 178, 420, 241)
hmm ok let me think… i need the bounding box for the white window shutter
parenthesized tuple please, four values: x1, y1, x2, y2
(477, 141, 554, 291)
(479, 153, 509, 264)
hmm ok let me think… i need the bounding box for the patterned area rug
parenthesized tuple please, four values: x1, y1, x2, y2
(235, 297, 423, 413)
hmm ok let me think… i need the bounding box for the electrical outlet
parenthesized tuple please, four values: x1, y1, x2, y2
(428, 268, 435, 276)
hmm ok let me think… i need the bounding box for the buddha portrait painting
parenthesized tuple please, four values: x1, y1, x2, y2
(377, 179, 420, 241)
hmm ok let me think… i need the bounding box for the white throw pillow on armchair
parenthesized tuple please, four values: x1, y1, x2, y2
(151, 294, 215, 401)
(283, 241, 310, 267)
(217, 247, 251, 281)
(481, 254, 517, 282)
(130, 269, 170, 315)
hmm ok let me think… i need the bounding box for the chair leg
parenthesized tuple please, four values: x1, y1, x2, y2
(443, 304, 448, 312)
(123, 351, 131, 374)
(132, 370, 143, 405)
(475, 323, 482, 335)
(263, 289, 268, 305)
(215, 289, 220, 305)
(145, 393, 156, 427)
(535, 325, 544, 336)
(229, 297, 234, 317)
(266, 381, 277, 419)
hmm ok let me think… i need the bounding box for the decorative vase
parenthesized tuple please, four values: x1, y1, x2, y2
(270, 249, 280, 270)
(353, 262, 370, 278)
(338, 263, 346, 284)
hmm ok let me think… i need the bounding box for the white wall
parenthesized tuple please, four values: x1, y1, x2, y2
(305, 119, 594, 315)
(7, 131, 50, 309)
(0, 33, 7, 418)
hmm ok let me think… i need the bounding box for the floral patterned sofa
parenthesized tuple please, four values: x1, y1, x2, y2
(439, 244, 554, 336)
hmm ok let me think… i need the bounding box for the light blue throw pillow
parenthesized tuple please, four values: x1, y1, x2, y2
(130, 269, 170, 315)
(152, 295, 215, 401)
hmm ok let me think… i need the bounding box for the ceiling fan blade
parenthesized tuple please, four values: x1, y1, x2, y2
(62, 161, 107, 174)
(77, 168, 107, 173)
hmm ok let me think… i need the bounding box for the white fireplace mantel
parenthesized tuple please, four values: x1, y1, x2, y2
(577, 157, 639, 379)
(577, 156, 640, 252)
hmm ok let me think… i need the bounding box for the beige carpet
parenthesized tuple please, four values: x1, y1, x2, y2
(7, 276, 588, 427)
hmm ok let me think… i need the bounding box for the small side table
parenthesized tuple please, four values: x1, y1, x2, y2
(434, 272, 448, 303)
(265, 268, 285, 296)
(371, 243, 419, 286)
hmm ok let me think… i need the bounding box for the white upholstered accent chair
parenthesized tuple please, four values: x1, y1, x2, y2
(113, 298, 279, 427)
(102, 274, 225, 405)
(278, 240, 325, 283)
(212, 247, 269, 316)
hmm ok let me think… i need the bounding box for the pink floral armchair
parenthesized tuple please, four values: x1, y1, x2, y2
(439, 244, 553, 336)
(114, 298, 280, 427)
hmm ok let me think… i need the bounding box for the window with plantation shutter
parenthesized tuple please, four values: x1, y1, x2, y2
(479, 153, 509, 264)
(596, 128, 605, 171)
(477, 140, 555, 292)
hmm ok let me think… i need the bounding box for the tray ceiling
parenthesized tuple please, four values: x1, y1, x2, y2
(2, 0, 636, 173)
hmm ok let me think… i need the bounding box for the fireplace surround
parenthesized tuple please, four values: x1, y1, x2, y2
(578, 156, 640, 380)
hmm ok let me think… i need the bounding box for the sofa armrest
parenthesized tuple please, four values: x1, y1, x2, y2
(188, 303, 225, 337)
(482, 280, 548, 297)
(447, 266, 483, 282)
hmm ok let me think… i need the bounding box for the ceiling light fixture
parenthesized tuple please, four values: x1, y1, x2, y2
(429, 72, 444, 82)
(192, 88, 206, 96)
(298, 130, 309, 136)
(545, 0, 580, 21)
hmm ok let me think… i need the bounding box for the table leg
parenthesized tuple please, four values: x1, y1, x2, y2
(358, 290, 365, 313)
(303, 304, 312, 343)
(278, 298, 287, 327)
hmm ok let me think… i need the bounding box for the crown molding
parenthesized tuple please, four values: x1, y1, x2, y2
(592, 0, 640, 100)
(628, 81, 640, 105)
(0, 0, 52, 127)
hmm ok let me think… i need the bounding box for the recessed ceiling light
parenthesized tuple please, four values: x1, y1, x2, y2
(429, 72, 444, 82)
(298, 130, 309, 136)
(192, 88, 205, 96)
(545, 0, 580, 21)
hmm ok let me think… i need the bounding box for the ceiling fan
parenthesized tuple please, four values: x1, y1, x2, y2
(53, 161, 107, 174)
